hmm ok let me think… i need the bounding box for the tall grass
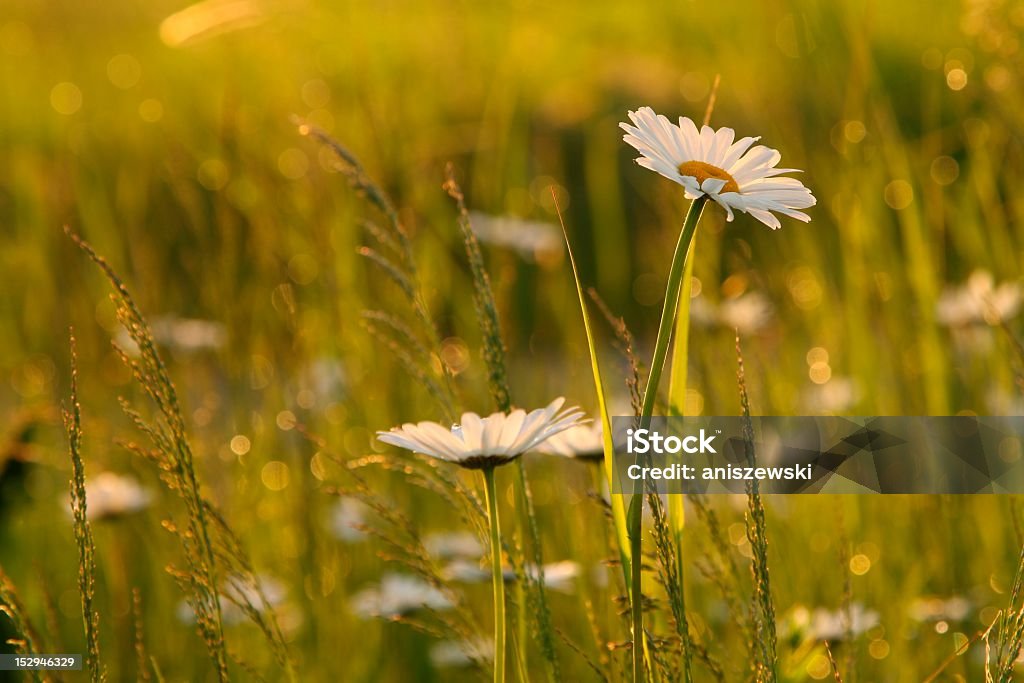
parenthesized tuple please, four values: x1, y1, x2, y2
(65, 229, 294, 681)
(984, 541, 1024, 682)
(0, 567, 48, 683)
(737, 334, 777, 682)
(61, 331, 105, 682)
(297, 119, 458, 422)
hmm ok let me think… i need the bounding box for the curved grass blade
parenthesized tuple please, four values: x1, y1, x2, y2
(550, 189, 631, 584)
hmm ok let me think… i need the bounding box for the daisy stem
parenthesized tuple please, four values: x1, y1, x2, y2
(483, 466, 506, 683)
(631, 194, 707, 682)
(640, 195, 708, 421)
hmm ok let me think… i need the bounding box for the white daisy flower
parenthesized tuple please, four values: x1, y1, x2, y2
(67, 472, 151, 521)
(907, 595, 971, 623)
(441, 559, 579, 594)
(780, 604, 880, 642)
(936, 270, 1021, 326)
(468, 212, 563, 263)
(535, 421, 604, 461)
(176, 574, 288, 627)
(692, 291, 774, 335)
(801, 377, 859, 414)
(718, 292, 775, 333)
(424, 531, 485, 560)
(115, 315, 226, 357)
(441, 558, 496, 584)
(526, 560, 581, 594)
(430, 637, 494, 669)
(328, 497, 369, 543)
(377, 397, 585, 469)
(350, 574, 453, 619)
(620, 106, 816, 230)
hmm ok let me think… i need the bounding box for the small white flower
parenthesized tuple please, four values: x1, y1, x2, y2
(718, 293, 775, 333)
(907, 595, 971, 623)
(621, 107, 816, 229)
(810, 604, 879, 641)
(987, 388, 1024, 415)
(802, 377, 859, 413)
(441, 559, 579, 593)
(177, 574, 287, 626)
(536, 421, 604, 461)
(781, 604, 879, 642)
(377, 398, 585, 469)
(424, 531, 484, 559)
(115, 315, 226, 356)
(526, 560, 581, 594)
(300, 357, 348, 402)
(936, 270, 1021, 326)
(69, 472, 151, 521)
(328, 498, 369, 543)
(468, 212, 563, 263)
(350, 574, 453, 619)
(692, 292, 774, 335)
(441, 558, 494, 584)
(430, 637, 494, 668)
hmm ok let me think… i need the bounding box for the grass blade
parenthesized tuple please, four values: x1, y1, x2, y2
(551, 189, 631, 583)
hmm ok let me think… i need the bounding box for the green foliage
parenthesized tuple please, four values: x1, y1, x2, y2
(2, 1, 1024, 680)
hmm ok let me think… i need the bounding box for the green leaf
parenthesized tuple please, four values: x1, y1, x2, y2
(555, 206, 632, 581)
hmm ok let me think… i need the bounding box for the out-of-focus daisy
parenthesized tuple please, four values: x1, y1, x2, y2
(526, 560, 581, 594)
(468, 212, 563, 264)
(115, 315, 226, 356)
(535, 421, 603, 461)
(328, 498, 369, 543)
(936, 270, 1021, 326)
(67, 472, 151, 521)
(441, 559, 496, 584)
(987, 388, 1024, 415)
(177, 574, 289, 627)
(907, 595, 971, 623)
(377, 398, 585, 470)
(801, 377, 860, 414)
(430, 637, 494, 669)
(810, 604, 879, 640)
(424, 531, 484, 560)
(718, 293, 774, 333)
(621, 107, 816, 229)
(692, 292, 774, 335)
(441, 560, 579, 593)
(780, 604, 879, 642)
(350, 574, 453, 619)
(299, 357, 348, 403)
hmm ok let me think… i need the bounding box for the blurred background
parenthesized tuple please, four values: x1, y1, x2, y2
(2, 0, 1024, 679)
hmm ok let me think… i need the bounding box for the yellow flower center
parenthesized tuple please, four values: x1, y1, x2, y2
(678, 160, 739, 194)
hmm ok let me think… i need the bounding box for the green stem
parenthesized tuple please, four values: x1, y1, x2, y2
(640, 196, 708, 423)
(628, 494, 644, 683)
(631, 195, 708, 682)
(484, 467, 506, 683)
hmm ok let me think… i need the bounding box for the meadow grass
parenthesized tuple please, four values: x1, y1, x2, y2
(2, 0, 1024, 680)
